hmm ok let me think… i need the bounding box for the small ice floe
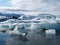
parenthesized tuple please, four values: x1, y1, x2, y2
(6, 30, 26, 36)
(6, 24, 28, 37)
(45, 29, 56, 34)
(45, 29, 56, 38)
(0, 23, 16, 32)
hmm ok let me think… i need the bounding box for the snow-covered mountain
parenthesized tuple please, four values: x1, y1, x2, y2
(38, 14, 56, 19)
(18, 14, 37, 20)
(0, 12, 57, 21)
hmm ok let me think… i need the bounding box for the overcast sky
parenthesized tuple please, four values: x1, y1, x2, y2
(0, 0, 60, 15)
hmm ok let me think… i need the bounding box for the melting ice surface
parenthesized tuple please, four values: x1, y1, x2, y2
(0, 14, 60, 33)
(0, 14, 60, 45)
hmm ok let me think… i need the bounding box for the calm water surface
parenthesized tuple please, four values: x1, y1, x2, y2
(0, 30, 60, 45)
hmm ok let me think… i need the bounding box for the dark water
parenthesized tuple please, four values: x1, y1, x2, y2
(0, 31, 60, 45)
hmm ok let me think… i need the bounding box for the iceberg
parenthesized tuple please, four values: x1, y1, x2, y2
(56, 15, 60, 23)
(0, 14, 60, 35)
(6, 23, 30, 36)
(45, 29, 56, 35)
(30, 15, 60, 31)
(0, 19, 17, 32)
(30, 21, 60, 31)
(45, 29, 56, 38)
(0, 24, 15, 32)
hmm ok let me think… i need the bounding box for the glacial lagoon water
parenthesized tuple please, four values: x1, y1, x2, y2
(0, 18, 60, 45)
(0, 30, 60, 45)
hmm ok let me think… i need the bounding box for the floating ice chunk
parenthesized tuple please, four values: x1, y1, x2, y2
(55, 15, 60, 23)
(0, 23, 16, 32)
(45, 29, 56, 35)
(5, 19, 17, 24)
(6, 24, 28, 36)
(30, 22, 47, 30)
(0, 24, 10, 31)
(45, 29, 56, 38)
(0, 19, 17, 24)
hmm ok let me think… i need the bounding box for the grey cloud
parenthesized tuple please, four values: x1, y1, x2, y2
(8, 0, 60, 15)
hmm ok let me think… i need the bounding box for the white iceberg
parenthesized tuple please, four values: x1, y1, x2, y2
(0, 24, 15, 32)
(45, 29, 56, 38)
(45, 29, 56, 35)
(6, 23, 29, 36)
(55, 15, 60, 23)
(30, 15, 60, 31)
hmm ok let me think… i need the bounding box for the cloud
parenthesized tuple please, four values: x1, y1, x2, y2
(0, 0, 60, 15)
(7, 0, 60, 15)
(9, 0, 60, 10)
(9, 0, 37, 10)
